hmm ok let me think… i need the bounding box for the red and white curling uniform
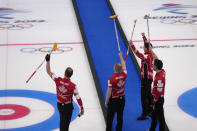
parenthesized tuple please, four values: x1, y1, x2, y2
(50, 72, 83, 108)
(130, 44, 154, 79)
(152, 69, 166, 105)
(108, 70, 127, 98)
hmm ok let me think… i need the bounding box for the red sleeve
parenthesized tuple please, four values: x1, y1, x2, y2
(131, 44, 146, 60)
(146, 54, 152, 65)
(152, 89, 161, 105)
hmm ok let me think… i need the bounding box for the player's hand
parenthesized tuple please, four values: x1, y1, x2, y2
(150, 104, 155, 110)
(78, 107, 84, 117)
(144, 14, 149, 19)
(141, 32, 145, 37)
(105, 101, 108, 108)
(45, 54, 50, 62)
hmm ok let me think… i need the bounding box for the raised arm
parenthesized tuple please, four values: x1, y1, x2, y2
(119, 51, 126, 71)
(45, 54, 51, 75)
(142, 32, 148, 43)
(148, 41, 159, 60)
(128, 40, 145, 60)
(151, 51, 159, 60)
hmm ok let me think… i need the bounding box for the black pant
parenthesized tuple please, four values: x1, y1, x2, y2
(141, 78, 153, 116)
(150, 97, 165, 131)
(57, 102, 74, 131)
(106, 96, 125, 131)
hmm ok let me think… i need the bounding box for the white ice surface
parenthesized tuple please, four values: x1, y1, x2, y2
(0, 0, 105, 130)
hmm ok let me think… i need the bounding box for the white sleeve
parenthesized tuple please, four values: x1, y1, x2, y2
(74, 87, 81, 100)
(50, 72, 57, 81)
(123, 69, 127, 75)
(108, 80, 112, 87)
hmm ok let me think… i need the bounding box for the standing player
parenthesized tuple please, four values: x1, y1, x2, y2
(142, 33, 158, 60)
(128, 33, 154, 120)
(147, 59, 166, 131)
(105, 51, 127, 131)
(45, 54, 84, 131)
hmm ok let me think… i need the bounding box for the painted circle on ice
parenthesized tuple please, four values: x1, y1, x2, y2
(0, 104, 30, 120)
(0, 109, 15, 115)
(0, 97, 55, 129)
(0, 90, 79, 131)
(178, 87, 197, 118)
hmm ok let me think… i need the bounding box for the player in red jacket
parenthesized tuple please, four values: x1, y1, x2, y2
(45, 54, 84, 131)
(147, 59, 166, 131)
(128, 33, 154, 120)
(105, 51, 127, 131)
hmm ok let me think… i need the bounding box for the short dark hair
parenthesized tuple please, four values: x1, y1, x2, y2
(144, 42, 152, 51)
(65, 67, 73, 78)
(154, 59, 163, 70)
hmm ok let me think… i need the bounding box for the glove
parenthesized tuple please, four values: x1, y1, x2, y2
(78, 107, 84, 117)
(150, 104, 155, 110)
(45, 54, 50, 62)
(147, 104, 154, 116)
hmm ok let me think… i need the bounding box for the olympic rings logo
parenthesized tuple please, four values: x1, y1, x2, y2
(20, 47, 73, 54)
(160, 19, 197, 25)
(0, 24, 33, 30)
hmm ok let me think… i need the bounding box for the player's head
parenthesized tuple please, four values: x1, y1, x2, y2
(154, 59, 163, 71)
(144, 42, 152, 52)
(114, 63, 122, 73)
(65, 67, 73, 78)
